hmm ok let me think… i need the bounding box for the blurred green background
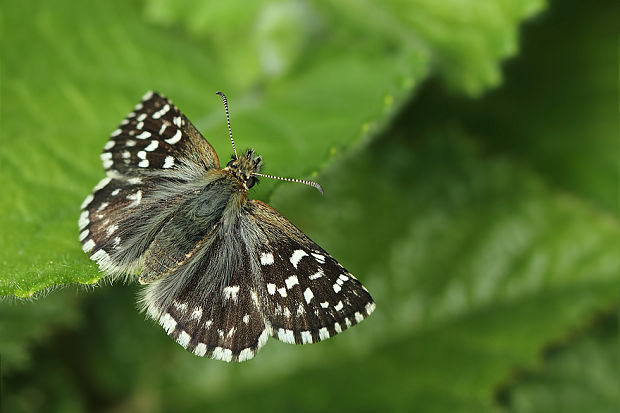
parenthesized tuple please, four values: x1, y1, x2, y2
(1, 0, 617, 412)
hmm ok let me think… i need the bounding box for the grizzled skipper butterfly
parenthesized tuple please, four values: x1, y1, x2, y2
(79, 91, 375, 362)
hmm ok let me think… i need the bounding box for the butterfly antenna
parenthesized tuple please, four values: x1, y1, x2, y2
(253, 172, 324, 195)
(216, 91, 238, 160)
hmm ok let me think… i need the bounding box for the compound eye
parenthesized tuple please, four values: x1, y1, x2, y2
(226, 159, 235, 168)
(246, 176, 257, 189)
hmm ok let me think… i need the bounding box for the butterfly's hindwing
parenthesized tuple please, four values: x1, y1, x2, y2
(247, 200, 375, 345)
(101, 91, 219, 177)
(80, 173, 226, 277)
(79, 176, 157, 273)
(141, 219, 271, 362)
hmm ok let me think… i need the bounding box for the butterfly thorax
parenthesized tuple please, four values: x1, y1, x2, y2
(224, 148, 263, 190)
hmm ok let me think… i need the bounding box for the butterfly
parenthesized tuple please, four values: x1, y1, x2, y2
(79, 91, 375, 362)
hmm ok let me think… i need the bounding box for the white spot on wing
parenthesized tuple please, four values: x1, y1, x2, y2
(320, 301, 329, 309)
(242, 313, 250, 324)
(277, 287, 287, 297)
(190, 307, 203, 321)
(82, 239, 95, 253)
(223, 285, 240, 302)
(91, 249, 110, 266)
(127, 190, 142, 207)
(238, 348, 254, 362)
(111, 128, 122, 137)
(277, 328, 295, 344)
(258, 328, 270, 348)
(301, 331, 313, 344)
(267, 283, 276, 295)
(165, 130, 182, 145)
(101, 152, 113, 169)
(194, 343, 207, 357)
(285, 275, 299, 289)
(334, 322, 342, 333)
(296, 303, 305, 316)
(160, 313, 177, 334)
(106, 224, 118, 236)
(318, 327, 330, 341)
(212, 347, 233, 362)
(163, 156, 175, 168)
(303, 287, 314, 304)
(309, 269, 324, 280)
(144, 140, 159, 151)
(290, 249, 308, 268)
(94, 177, 112, 192)
(176, 330, 191, 348)
(137, 131, 151, 140)
(173, 301, 188, 313)
(260, 252, 274, 265)
(81, 194, 94, 209)
(333, 283, 342, 293)
(334, 300, 344, 311)
(152, 104, 170, 119)
(354, 312, 364, 323)
(250, 290, 260, 309)
(79, 229, 89, 241)
(79, 211, 89, 229)
(312, 252, 326, 263)
(366, 302, 376, 315)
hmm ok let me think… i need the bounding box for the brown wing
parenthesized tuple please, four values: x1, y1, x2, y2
(247, 200, 375, 345)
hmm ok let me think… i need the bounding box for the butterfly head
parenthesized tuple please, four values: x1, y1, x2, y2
(216, 92, 323, 195)
(226, 149, 262, 190)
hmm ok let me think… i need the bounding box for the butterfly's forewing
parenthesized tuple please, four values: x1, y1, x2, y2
(101, 91, 219, 175)
(247, 200, 375, 345)
(80, 92, 219, 275)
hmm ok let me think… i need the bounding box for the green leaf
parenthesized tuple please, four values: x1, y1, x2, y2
(407, 0, 618, 212)
(0, 0, 543, 296)
(5, 127, 615, 412)
(0, 290, 83, 373)
(500, 312, 619, 413)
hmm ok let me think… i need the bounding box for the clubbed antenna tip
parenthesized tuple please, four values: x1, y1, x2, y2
(254, 173, 323, 195)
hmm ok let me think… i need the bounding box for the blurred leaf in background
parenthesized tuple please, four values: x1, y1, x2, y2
(1, 0, 617, 412)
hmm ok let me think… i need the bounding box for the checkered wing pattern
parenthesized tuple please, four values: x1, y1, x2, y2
(248, 200, 375, 345)
(79, 92, 219, 275)
(101, 91, 219, 176)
